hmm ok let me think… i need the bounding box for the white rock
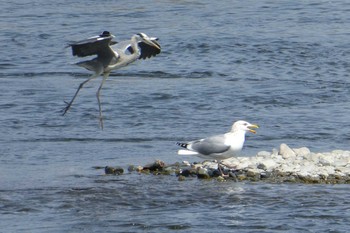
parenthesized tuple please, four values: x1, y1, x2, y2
(197, 167, 209, 175)
(333, 159, 348, 167)
(308, 153, 320, 163)
(332, 149, 344, 154)
(298, 171, 319, 180)
(335, 166, 350, 174)
(279, 144, 296, 159)
(217, 146, 350, 181)
(293, 147, 311, 157)
(257, 151, 271, 158)
(182, 161, 191, 166)
(202, 161, 219, 170)
(319, 154, 334, 166)
(221, 157, 240, 168)
(331, 150, 350, 156)
(246, 168, 264, 177)
(278, 164, 299, 173)
(236, 161, 253, 170)
(271, 148, 279, 156)
(299, 164, 318, 175)
(319, 166, 335, 175)
(259, 159, 278, 171)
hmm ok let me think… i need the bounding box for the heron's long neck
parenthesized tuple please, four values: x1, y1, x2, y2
(130, 36, 141, 56)
(108, 37, 140, 70)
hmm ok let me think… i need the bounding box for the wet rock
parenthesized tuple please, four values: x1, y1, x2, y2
(179, 168, 197, 177)
(127, 165, 137, 172)
(236, 174, 247, 181)
(216, 176, 226, 182)
(211, 169, 225, 177)
(246, 168, 262, 181)
(298, 173, 321, 184)
(163, 167, 176, 175)
(143, 160, 165, 171)
(228, 171, 238, 182)
(197, 167, 211, 179)
(182, 161, 191, 166)
(105, 166, 124, 175)
(178, 175, 186, 181)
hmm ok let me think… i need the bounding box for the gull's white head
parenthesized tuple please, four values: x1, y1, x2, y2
(231, 120, 259, 134)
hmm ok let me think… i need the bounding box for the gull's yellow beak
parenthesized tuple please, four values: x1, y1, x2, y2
(248, 124, 259, 134)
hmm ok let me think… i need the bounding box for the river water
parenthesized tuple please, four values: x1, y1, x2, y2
(1, 0, 349, 232)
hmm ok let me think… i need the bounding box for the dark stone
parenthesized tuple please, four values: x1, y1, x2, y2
(105, 166, 124, 175)
(179, 169, 197, 177)
(143, 160, 166, 172)
(257, 163, 267, 170)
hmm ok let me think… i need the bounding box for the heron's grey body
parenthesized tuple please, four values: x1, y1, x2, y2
(177, 120, 259, 160)
(63, 31, 161, 128)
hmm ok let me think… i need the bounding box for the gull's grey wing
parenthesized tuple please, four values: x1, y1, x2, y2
(190, 134, 230, 155)
(70, 35, 116, 58)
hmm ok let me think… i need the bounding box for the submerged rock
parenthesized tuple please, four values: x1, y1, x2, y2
(105, 166, 124, 175)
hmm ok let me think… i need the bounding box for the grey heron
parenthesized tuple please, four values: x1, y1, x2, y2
(63, 31, 161, 128)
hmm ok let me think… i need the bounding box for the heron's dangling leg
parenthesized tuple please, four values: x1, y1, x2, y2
(62, 73, 100, 116)
(96, 72, 110, 129)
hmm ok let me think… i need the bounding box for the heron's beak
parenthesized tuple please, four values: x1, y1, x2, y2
(248, 124, 259, 134)
(149, 37, 158, 41)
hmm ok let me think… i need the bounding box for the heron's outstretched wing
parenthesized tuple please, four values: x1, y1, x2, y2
(138, 39, 161, 59)
(123, 38, 161, 59)
(70, 34, 116, 58)
(190, 134, 230, 155)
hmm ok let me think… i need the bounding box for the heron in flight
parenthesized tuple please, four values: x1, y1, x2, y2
(63, 31, 161, 128)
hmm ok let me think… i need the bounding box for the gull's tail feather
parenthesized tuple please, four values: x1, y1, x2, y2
(177, 149, 198, 155)
(176, 142, 189, 149)
(176, 142, 198, 155)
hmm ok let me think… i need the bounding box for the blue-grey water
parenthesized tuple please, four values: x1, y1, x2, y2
(1, 0, 350, 232)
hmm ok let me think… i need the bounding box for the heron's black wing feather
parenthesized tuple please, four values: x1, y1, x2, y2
(138, 40, 161, 60)
(70, 36, 115, 57)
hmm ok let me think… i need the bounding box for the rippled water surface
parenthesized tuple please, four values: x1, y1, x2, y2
(1, 0, 350, 232)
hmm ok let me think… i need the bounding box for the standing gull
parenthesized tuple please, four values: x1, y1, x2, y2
(63, 31, 161, 128)
(177, 120, 259, 160)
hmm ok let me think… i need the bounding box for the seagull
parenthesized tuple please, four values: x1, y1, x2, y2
(63, 31, 161, 128)
(177, 120, 259, 160)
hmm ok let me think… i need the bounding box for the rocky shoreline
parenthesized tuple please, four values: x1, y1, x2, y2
(103, 144, 350, 184)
